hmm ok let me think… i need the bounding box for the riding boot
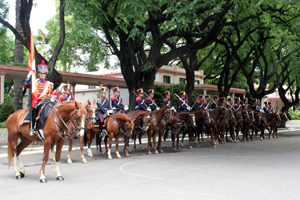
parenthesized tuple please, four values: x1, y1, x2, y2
(99, 121, 108, 137)
(30, 108, 38, 136)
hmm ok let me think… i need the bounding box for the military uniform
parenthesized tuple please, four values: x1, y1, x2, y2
(145, 89, 157, 111)
(111, 86, 124, 113)
(96, 96, 111, 123)
(178, 91, 189, 113)
(211, 95, 219, 110)
(195, 95, 205, 111)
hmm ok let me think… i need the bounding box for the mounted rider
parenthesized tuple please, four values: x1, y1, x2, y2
(96, 86, 111, 137)
(163, 91, 175, 114)
(195, 94, 205, 111)
(56, 83, 74, 102)
(24, 60, 54, 136)
(178, 91, 190, 112)
(242, 97, 249, 109)
(220, 96, 226, 107)
(226, 96, 234, 110)
(211, 95, 219, 110)
(111, 85, 125, 113)
(135, 88, 148, 131)
(233, 97, 241, 111)
(145, 88, 158, 111)
(263, 101, 270, 113)
(204, 94, 211, 110)
(267, 101, 274, 113)
(251, 99, 260, 111)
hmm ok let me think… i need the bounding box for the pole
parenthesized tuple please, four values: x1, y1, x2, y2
(143, 92, 159, 108)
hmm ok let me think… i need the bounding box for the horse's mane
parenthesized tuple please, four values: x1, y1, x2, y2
(111, 113, 131, 122)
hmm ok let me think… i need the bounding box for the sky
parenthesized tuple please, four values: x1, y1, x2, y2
(7, 0, 56, 35)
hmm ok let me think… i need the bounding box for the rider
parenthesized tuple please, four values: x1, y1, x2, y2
(195, 94, 205, 111)
(96, 86, 111, 137)
(24, 60, 54, 136)
(135, 88, 148, 132)
(233, 97, 241, 111)
(242, 97, 249, 109)
(220, 97, 226, 107)
(178, 91, 189, 112)
(263, 101, 270, 113)
(204, 94, 211, 110)
(268, 101, 275, 113)
(226, 96, 234, 110)
(252, 99, 260, 111)
(163, 91, 174, 114)
(111, 85, 125, 113)
(145, 88, 157, 111)
(56, 83, 75, 102)
(211, 95, 219, 110)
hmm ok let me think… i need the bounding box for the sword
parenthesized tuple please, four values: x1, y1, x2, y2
(157, 92, 165, 99)
(174, 93, 189, 107)
(143, 92, 158, 108)
(132, 91, 148, 108)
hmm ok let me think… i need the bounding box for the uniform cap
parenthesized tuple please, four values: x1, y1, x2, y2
(220, 97, 226, 100)
(227, 97, 232, 100)
(243, 97, 248, 101)
(164, 91, 170, 95)
(214, 95, 219, 99)
(137, 88, 144, 94)
(148, 89, 154, 94)
(268, 101, 272, 104)
(180, 91, 186, 96)
(113, 85, 120, 92)
(235, 97, 240, 101)
(198, 94, 204, 99)
(63, 83, 71, 91)
(99, 86, 107, 93)
(38, 60, 47, 73)
(205, 94, 210, 98)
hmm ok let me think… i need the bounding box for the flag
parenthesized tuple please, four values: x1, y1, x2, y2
(28, 32, 36, 108)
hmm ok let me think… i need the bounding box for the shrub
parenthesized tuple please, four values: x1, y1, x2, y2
(0, 94, 15, 122)
(291, 110, 300, 120)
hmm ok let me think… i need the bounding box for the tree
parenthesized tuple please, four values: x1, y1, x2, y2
(0, 0, 67, 89)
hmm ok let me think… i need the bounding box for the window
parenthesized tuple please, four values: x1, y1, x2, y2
(179, 78, 186, 85)
(195, 80, 200, 85)
(163, 75, 170, 83)
(88, 85, 95, 89)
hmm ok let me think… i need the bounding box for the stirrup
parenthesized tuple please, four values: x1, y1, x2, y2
(30, 129, 37, 136)
(100, 130, 108, 137)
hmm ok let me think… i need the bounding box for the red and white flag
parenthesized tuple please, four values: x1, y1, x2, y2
(28, 32, 36, 108)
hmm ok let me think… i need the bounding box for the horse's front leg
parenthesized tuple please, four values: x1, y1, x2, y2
(79, 136, 87, 163)
(157, 129, 163, 153)
(40, 138, 52, 183)
(147, 130, 152, 154)
(86, 130, 94, 157)
(124, 135, 130, 157)
(107, 133, 113, 159)
(188, 129, 193, 149)
(50, 143, 56, 162)
(54, 139, 65, 181)
(139, 130, 144, 150)
(67, 138, 73, 164)
(153, 130, 158, 154)
(115, 132, 121, 159)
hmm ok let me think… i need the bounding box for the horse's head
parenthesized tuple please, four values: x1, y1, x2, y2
(274, 112, 282, 123)
(123, 119, 135, 137)
(248, 109, 254, 122)
(227, 108, 235, 120)
(234, 110, 243, 126)
(242, 109, 250, 122)
(188, 113, 196, 127)
(172, 116, 183, 135)
(254, 112, 261, 121)
(220, 106, 228, 118)
(286, 111, 292, 120)
(73, 101, 87, 138)
(280, 112, 288, 122)
(201, 110, 211, 125)
(141, 115, 152, 132)
(84, 99, 96, 124)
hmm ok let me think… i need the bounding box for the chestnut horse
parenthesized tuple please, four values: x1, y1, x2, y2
(64, 99, 96, 164)
(7, 101, 87, 182)
(98, 113, 134, 159)
(177, 112, 196, 149)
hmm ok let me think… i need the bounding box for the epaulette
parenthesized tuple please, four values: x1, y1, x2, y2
(178, 99, 183, 102)
(111, 97, 116, 101)
(121, 98, 123, 101)
(146, 98, 151, 101)
(135, 98, 140, 101)
(49, 82, 54, 89)
(213, 102, 216, 105)
(162, 99, 167, 103)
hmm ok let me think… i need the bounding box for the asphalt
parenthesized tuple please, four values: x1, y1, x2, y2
(1, 124, 300, 200)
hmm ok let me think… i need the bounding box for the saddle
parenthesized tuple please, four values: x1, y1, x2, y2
(21, 98, 54, 129)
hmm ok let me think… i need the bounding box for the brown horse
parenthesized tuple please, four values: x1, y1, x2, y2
(209, 106, 228, 145)
(176, 112, 196, 149)
(225, 108, 237, 143)
(65, 99, 96, 164)
(7, 101, 87, 182)
(264, 112, 282, 139)
(192, 110, 214, 147)
(162, 114, 183, 149)
(98, 113, 134, 159)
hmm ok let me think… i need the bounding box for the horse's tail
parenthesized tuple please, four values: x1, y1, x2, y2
(83, 130, 88, 146)
(7, 132, 12, 170)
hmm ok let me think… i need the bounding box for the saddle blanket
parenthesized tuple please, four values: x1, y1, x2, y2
(21, 98, 54, 129)
(91, 118, 108, 129)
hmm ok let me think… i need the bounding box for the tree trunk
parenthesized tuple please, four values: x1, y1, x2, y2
(13, 0, 24, 111)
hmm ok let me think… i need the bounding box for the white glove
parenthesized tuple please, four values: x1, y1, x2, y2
(50, 95, 56, 102)
(156, 107, 160, 110)
(187, 106, 191, 111)
(107, 110, 113, 114)
(147, 107, 151, 113)
(26, 70, 34, 79)
(171, 106, 175, 111)
(124, 105, 129, 111)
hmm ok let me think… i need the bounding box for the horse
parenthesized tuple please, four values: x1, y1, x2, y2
(233, 110, 243, 142)
(176, 111, 196, 149)
(192, 110, 214, 147)
(98, 113, 134, 159)
(241, 108, 251, 142)
(7, 101, 87, 182)
(225, 108, 237, 143)
(162, 114, 183, 149)
(264, 112, 282, 139)
(65, 99, 96, 164)
(132, 106, 171, 154)
(209, 106, 228, 145)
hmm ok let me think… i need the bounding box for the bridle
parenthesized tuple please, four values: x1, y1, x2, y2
(110, 115, 132, 137)
(52, 105, 85, 140)
(86, 104, 96, 124)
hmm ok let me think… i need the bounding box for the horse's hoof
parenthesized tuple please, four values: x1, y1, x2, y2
(56, 176, 64, 181)
(213, 145, 217, 148)
(20, 172, 25, 178)
(155, 150, 159, 154)
(108, 156, 112, 160)
(67, 159, 72, 164)
(128, 149, 132, 153)
(148, 152, 152, 155)
(117, 155, 121, 159)
(125, 154, 130, 157)
(16, 175, 21, 179)
(40, 178, 47, 183)
(178, 147, 181, 150)
(87, 154, 93, 158)
(159, 150, 163, 153)
(173, 147, 176, 150)
(181, 143, 184, 147)
(189, 146, 193, 149)
(82, 158, 88, 163)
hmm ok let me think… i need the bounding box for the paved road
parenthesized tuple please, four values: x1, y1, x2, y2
(1, 127, 300, 200)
